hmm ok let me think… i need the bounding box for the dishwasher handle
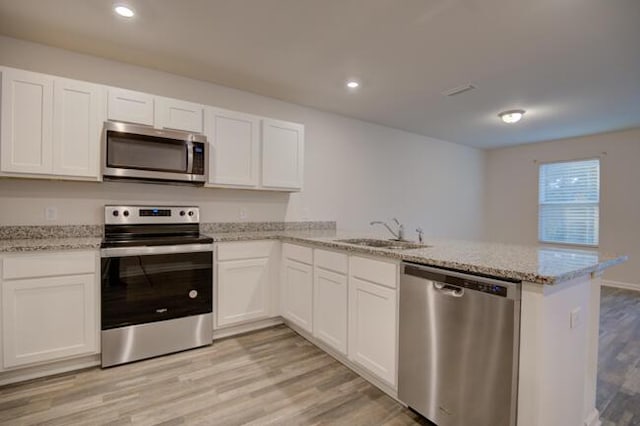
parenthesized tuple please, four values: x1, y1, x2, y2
(433, 282, 464, 298)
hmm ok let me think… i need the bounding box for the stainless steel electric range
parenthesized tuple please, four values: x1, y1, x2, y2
(100, 205, 213, 367)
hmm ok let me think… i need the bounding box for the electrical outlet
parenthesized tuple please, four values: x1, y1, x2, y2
(239, 208, 248, 220)
(45, 207, 57, 221)
(570, 308, 583, 329)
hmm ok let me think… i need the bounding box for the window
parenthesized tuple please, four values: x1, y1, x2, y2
(538, 159, 600, 246)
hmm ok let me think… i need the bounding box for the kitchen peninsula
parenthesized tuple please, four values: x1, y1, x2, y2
(0, 224, 627, 426)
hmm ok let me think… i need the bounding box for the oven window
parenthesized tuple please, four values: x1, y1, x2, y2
(106, 131, 188, 173)
(101, 251, 212, 329)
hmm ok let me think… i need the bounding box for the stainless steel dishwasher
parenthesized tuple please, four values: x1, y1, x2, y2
(398, 262, 521, 426)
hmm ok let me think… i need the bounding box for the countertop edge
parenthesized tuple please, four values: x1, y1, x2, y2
(206, 232, 627, 286)
(0, 233, 626, 286)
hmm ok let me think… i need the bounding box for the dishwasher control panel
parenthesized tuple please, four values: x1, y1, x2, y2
(403, 263, 517, 298)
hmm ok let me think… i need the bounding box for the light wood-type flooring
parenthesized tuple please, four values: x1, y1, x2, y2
(0, 286, 638, 426)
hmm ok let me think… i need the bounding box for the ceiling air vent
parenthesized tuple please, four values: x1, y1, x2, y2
(441, 84, 476, 97)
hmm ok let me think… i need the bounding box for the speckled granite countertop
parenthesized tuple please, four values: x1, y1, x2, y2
(0, 237, 102, 253)
(207, 230, 627, 285)
(0, 225, 625, 285)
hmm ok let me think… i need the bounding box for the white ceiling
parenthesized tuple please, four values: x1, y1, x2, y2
(0, 0, 638, 149)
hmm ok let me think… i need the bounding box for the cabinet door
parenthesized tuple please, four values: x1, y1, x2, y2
(313, 267, 347, 355)
(216, 258, 270, 327)
(2, 274, 97, 368)
(0, 68, 53, 174)
(349, 276, 397, 388)
(107, 88, 154, 125)
(261, 118, 304, 190)
(52, 78, 104, 178)
(156, 97, 203, 133)
(206, 108, 260, 187)
(282, 258, 313, 333)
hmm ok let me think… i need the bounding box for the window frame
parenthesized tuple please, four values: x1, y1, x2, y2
(537, 157, 601, 248)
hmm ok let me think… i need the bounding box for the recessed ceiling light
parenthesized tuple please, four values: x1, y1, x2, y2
(114, 5, 135, 18)
(498, 109, 525, 124)
(346, 81, 360, 89)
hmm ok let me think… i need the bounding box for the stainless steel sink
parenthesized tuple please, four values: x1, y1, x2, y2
(336, 238, 429, 250)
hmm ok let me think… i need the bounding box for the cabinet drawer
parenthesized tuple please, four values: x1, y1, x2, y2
(155, 97, 203, 133)
(217, 241, 275, 261)
(107, 88, 154, 126)
(350, 256, 398, 289)
(2, 251, 96, 280)
(282, 243, 312, 265)
(314, 249, 348, 274)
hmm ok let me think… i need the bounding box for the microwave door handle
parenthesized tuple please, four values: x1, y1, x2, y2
(186, 140, 194, 173)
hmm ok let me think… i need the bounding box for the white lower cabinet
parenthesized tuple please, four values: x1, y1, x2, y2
(348, 276, 398, 388)
(217, 258, 270, 327)
(313, 248, 348, 355)
(1, 251, 98, 369)
(280, 246, 398, 390)
(348, 255, 398, 388)
(313, 267, 348, 355)
(282, 258, 313, 333)
(215, 241, 277, 328)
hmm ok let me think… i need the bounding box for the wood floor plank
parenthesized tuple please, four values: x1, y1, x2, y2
(0, 287, 638, 425)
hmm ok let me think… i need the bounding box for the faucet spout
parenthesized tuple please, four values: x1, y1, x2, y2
(370, 219, 405, 240)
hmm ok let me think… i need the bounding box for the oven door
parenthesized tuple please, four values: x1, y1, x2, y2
(101, 244, 213, 330)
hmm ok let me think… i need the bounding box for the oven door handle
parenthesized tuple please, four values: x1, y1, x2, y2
(101, 243, 214, 258)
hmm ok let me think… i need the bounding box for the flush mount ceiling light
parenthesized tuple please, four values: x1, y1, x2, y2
(114, 5, 135, 18)
(346, 80, 360, 89)
(498, 109, 525, 124)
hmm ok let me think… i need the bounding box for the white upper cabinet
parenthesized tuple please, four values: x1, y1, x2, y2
(0, 66, 304, 189)
(155, 97, 204, 133)
(52, 78, 104, 178)
(0, 68, 102, 179)
(261, 118, 304, 191)
(107, 88, 154, 126)
(206, 107, 260, 187)
(1, 68, 54, 175)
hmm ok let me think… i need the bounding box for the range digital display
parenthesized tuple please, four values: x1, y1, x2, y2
(139, 208, 171, 217)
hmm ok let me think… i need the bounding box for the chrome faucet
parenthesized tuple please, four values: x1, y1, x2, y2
(416, 227, 424, 244)
(370, 218, 405, 241)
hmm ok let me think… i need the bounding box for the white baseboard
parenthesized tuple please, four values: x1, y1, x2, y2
(602, 280, 640, 292)
(584, 408, 601, 426)
(0, 355, 100, 387)
(212, 317, 283, 340)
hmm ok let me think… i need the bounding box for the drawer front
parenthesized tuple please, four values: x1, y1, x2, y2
(217, 241, 275, 261)
(282, 243, 313, 265)
(314, 249, 348, 274)
(350, 256, 398, 289)
(107, 88, 154, 126)
(2, 251, 96, 280)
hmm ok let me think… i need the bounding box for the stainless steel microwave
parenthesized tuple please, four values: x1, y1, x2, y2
(103, 122, 207, 185)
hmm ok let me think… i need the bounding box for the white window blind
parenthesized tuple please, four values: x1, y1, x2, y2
(538, 159, 600, 246)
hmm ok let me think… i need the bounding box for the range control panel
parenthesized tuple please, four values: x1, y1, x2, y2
(104, 206, 200, 225)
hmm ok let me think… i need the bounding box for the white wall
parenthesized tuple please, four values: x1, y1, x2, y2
(0, 36, 485, 239)
(484, 127, 640, 286)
